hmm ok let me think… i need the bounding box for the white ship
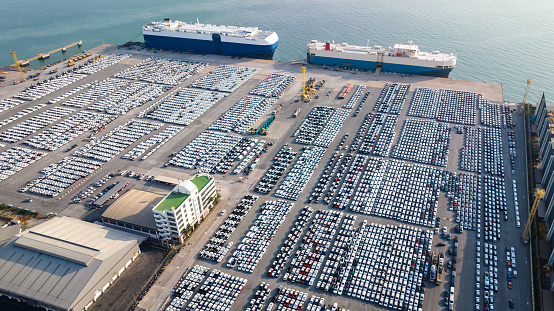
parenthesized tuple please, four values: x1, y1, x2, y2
(143, 19, 279, 59)
(307, 40, 457, 77)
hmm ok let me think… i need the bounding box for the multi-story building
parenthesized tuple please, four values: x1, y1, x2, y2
(535, 93, 554, 293)
(152, 174, 216, 243)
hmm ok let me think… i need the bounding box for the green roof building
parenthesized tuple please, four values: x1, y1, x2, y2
(152, 174, 216, 244)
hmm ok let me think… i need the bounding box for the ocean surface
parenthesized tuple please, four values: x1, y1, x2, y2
(1, 0, 552, 103)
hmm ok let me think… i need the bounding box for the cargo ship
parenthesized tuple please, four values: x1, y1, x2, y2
(143, 19, 279, 59)
(307, 40, 456, 77)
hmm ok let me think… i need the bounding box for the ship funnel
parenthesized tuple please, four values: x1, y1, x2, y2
(325, 42, 331, 51)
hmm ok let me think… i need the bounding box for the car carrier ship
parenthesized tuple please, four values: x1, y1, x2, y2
(307, 40, 457, 77)
(143, 19, 279, 59)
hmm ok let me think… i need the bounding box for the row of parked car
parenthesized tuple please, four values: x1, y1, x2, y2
(272, 286, 308, 311)
(249, 73, 295, 98)
(391, 119, 451, 167)
(483, 128, 505, 177)
(214, 138, 258, 174)
(233, 140, 266, 174)
(167, 131, 242, 172)
(185, 269, 247, 311)
(0, 106, 75, 143)
(321, 221, 432, 311)
(89, 82, 171, 115)
(0, 147, 47, 182)
(460, 127, 483, 173)
(267, 206, 313, 278)
(62, 78, 128, 108)
(209, 95, 277, 134)
(285, 209, 342, 286)
(70, 173, 112, 204)
(343, 85, 366, 109)
(317, 213, 357, 293)
(25, 110, 113, 151)
(312, 108, 349, 148)
(275, 147, 326, 201)
(483, 176, 506, 242)
(229, 200, 293, 273)
(0, 103, 46, 128)
(308, 151, 343, 204)
(140, 58, 207, 85)
(50, 82, 92, 104)
(445, 172, 480, 231)
(190, 65, 260, 93)
(352, 91, 370, 117)
(0, 98, 24, 114)
(122, 125, 183, 161)
(143, 88, 227, 125)
(322, 154, 352, 205)
(374, 83, 410, 115)
(347, 157, 440, 228)
(199, 194, 258, 262)
(508, 130, 516, 174)
(73, 119, 162, 162)
(246, 282, 271, 311)
(293, 106, 335, 145)
(21, 156, 103, 197)
(353, 113, 397, 156)
(167, 265, 210, 311)
(75, 53, 131, 75)
(512, 180, 521, 227)
(408, 88, 478, 126)
(479, 97, 504, 128)
(14, 72, 86, 101)
(254, 145, 297, 194)
(504, 105, 515, 128)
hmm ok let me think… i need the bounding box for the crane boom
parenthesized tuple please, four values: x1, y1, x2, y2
(522, 188, 544, 242)
(519, 79, 532, 115)
(10, 51, 26, 82)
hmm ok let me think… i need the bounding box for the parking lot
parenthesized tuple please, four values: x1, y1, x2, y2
(0, 44, 531, 311)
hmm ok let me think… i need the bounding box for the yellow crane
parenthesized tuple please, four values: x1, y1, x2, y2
(521, 188, 544, 243)
(301, 66, 306, 98)
(519, 79, 533, 115)
(10, 51, 26, 82)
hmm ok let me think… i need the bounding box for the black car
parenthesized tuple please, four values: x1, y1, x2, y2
(437, 242, 446, 247)
(509, 299, 514, 308)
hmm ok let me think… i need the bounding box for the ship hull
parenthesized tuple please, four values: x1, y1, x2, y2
(308, 54, 453, 78)
(143, 34, 278, 59)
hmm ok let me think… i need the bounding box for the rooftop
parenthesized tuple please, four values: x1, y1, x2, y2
(191, 175, 211, 192)
(101, 189, 164, 229)
(0, 217, 144, 310)
(155, 191, 189, 211)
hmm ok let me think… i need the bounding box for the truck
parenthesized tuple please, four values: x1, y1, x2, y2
(338, 83, 352, 99)
(293, 108, 301, 118)
(436, 252, 445, 284)
(430, 252, 438, 282)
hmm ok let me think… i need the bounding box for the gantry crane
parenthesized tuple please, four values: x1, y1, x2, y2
(519, 79, 533, 115)
(521, 188, 544, 243)
(10, 51, 26, 82)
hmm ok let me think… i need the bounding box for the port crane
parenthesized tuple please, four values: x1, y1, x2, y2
(10, 51, 26, 82)
(521, 188, 544, 244)
(519, 79, 533, 115)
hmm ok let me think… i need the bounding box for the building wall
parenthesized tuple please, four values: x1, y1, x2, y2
(74, 243, 141, 311)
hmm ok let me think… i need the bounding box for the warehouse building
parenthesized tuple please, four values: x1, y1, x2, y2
(0, 217, 145, 311)
(152, 174, 216, 244)
(100, 189, 164, 238)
